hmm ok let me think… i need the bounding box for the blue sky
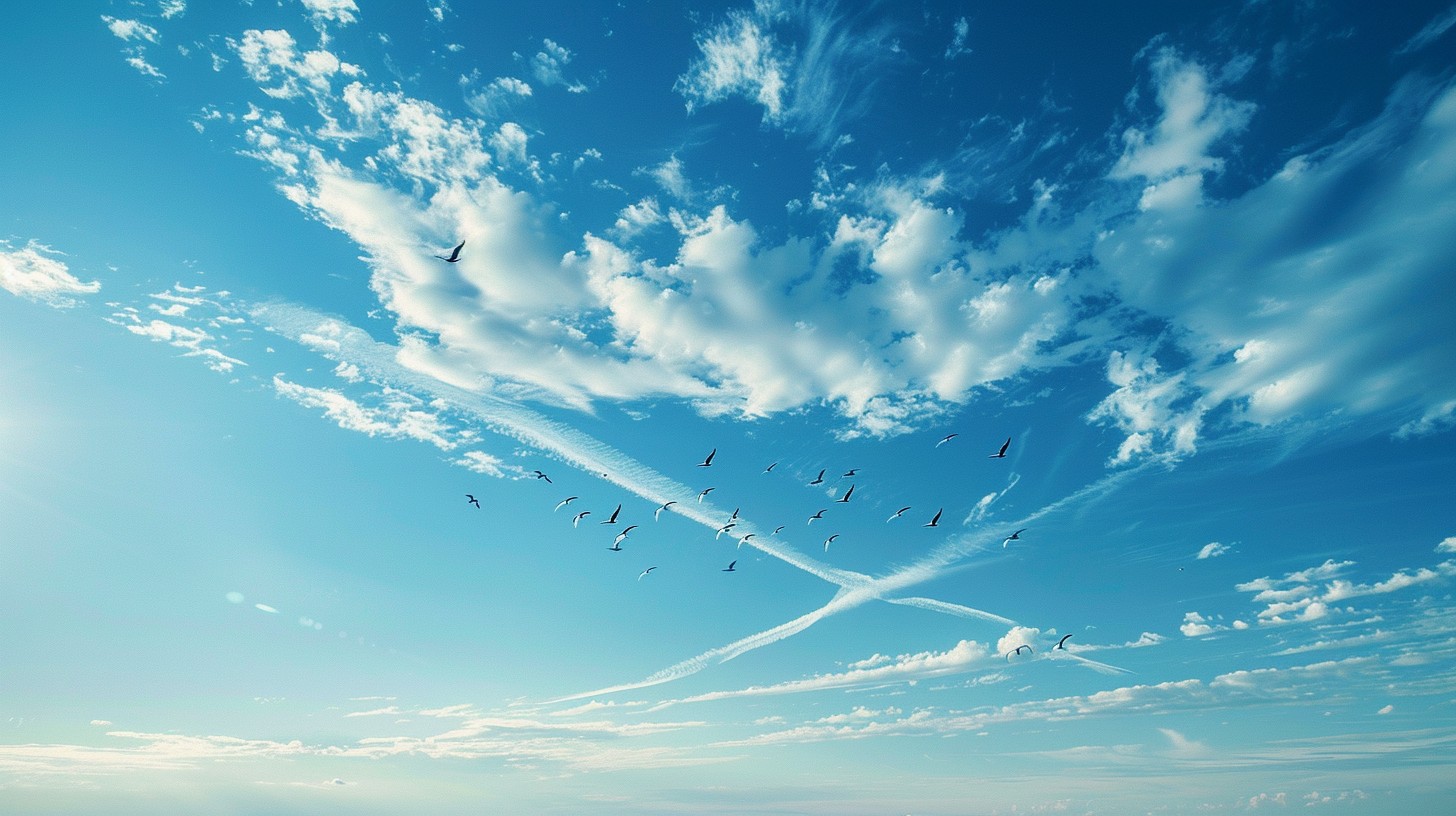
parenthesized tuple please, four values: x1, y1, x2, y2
(3, 0, 1456, 813)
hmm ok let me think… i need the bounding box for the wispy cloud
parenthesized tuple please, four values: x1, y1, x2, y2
(0, 240, 100, 306)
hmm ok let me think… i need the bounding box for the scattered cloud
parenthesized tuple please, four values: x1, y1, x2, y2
(528, 38, 586, 93)
(1197, 541, 1230, 559)
(0, 240, 100, 306)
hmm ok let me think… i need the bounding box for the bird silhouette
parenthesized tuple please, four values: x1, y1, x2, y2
(772, 525, 785, 535)
(554, 496, 578, 512)
(607, 541, 623, 552)
(697, 487, 715, 502)
(722, 560, 737, 572)
(614, 525, 637, 547)
(1005, 644, 1032, 660)
(738, 533, 755, 549)
(466, 494, 480, 508)
(572, 511, 590, 527)
(823, 534, 840, 551)
(924, 508, 943, 528)
(532, 470, 552, 483)
(842, 468, 858, 477)
(600, 504, 621, 524)
(654, 501, 676, 520)
(887, 506, 911, 522)
(808, 469, 825, 486)
(698, 448, 716, 467)
(730, 507, 740, 521)
(808, 509, 826, 524)
(989, 438, 1011, 459)
(835, 484, 856, 503)
(638, 566, 656, 579)
(434, 239, 465, 263)
(763, 462, 778, 473)
(1002, 528, 1026, 547)
(716, 522, 737, 540)
(1055, 634, 1072, 650)
(936, 433, 958, 448)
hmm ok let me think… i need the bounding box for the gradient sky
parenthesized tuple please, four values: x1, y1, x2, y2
(3, 1, 1456, 814)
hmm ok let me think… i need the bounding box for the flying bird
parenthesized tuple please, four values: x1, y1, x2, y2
(772, 525, 785, 536)
(835, 484, 856, 503)
(434, 239, 465, 263)
(654, 501, 676, 521)
(638, 566, 657, 580)
(924, 508, 943, 528)
(1002, 528, 1026, 547)
(698, 448, 717, 467)
(716, 522, 737, 540)
(887, 506, 911, 522)
(936, 433, 958, 448)
(697, 487, 715, 502)
(1005, 644, 1033, 660)
(553, 496, 578, 512)
(730, 507, 740, 521)
(1055, 634, 1073, 650)
(532, 470, 552, 483)
(465, 494, 480, 508)
(763, 462, 778, 473)
(722, 561, 737, 572)
(607, 541, 623, 552)
(808, 469, 825, 486)
(613, 525, 638, 547)
(808, 509, 826, 524)
(989, 437, 1011, 459)
(823, 534, 840, 551)
(572, 511, 590, 527)
(738, 533, 755, 549)
(600, 504, 621, 524)
(842, 468, 858, 477)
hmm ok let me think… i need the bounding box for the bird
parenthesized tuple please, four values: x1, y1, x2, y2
(722, 560, 737, 572)
(572, 511, 590, 527)
(924, 508, 943, 528)
(763, 462, 779, 473)
(697, 487, 715, 502)
(772, 525, 785, 536)
(716, 522, 737, 540)
(1005, 644, 1032, 660)
(808, 469, 825, 486)
(654, 501, 676, 521)
(698, 448, 717, 467)
(989, 437, 1011, 459)
(842, 468, 858, 477)
(1055, 634, 1072, 650)
(532, 470, 552, 483)
(638, 566, 657, 580)
(553, 496, 578, 512)
(835, 484, 856, 503)
(600, 504, 621, 524)
(614, 525, 638, 547)
(936, 433, 958, 448)
(738, 533, 755, 549)
(434, 239, 465, 263)
(823, 534, 840, 551)
(607, 541, 623, 552)
(730, 507, 740, 521)
(1002, 528, 1026, 547)
(887, 506, 911, 522)
(466, 494, 480, 508)
(808, 509, 826, 524)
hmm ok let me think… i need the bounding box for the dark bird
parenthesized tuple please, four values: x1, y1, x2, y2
(698, 448, 717, 467)
(607, 541, 623, 552)
(924, 508, 943, 528)
(763, 462, 778, 473)
(553, 496, 578, 512)
(654, 501, 676, 521)
(1005, 644, 1033, 660)
(638, 566, 657, 580)
(466, 494, 480, 508)
(808, 509, 827, 524)
(1002, 528, 1026, 547)
(614, 525, 638, 547)
(887, 506, 911, 522)
(842, 468, 858, 477)
(716, 522, 737, 540)
(722, 560, 737, 572)
(434, 239, 465, 263)
(532, 470, 552, 483)
(572, 511, 590, 527)
(738, 533, 755, 549)
(835, 484, 856, 503)
(936, 433, 958, 448)
(730, 507, 740, 521)
(989, 437, 1011, 459)
(808, 469, 825, 486)
(1055, 634, 1073, 650)
(823, 534, 840, 552)
(600, 504, 621, 524)
(697, 487, 715, 502)
(772, 525, 785, 536)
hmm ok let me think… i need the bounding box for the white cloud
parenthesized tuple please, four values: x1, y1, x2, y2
(299, 0, 359, 27)
(529, 38, 586, 93)
(234, 29, 362, 100)
(1438, 537, 1456, 554)
(159, 1, 186, 19)
(1398, 4, 1456, 54)
(89, 720, 112, 727)
(272, 376, 458, 450)
(461, 74, 532, 118)
(1179, 611, 1219, 637)
(455, 450, 513, 478)
(945, 17, 970, 59)
(1196, 541, 1230, 560)
(0, 241, 100, 306)
(1377, 704, 1394, 715)
(612, 197, 665, 238)
(1087, 350, 1202, 465)
(101, 17, 159, 43)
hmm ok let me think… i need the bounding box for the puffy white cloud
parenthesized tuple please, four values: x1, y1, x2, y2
(159, 1, 186, 20)
(299, 0, 359, 27)
(1179, 612, 1219, 637)
(101, 17, 159, 43)
(1087, 350, 1201, 465)
(234, 30, 362, 100)
(1438, 537, 1456, 554)
(529, 38, 586, 93)
(0, 241, 100, 306)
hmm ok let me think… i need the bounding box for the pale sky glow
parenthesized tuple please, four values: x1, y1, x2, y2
(2, 2, 1455, 813)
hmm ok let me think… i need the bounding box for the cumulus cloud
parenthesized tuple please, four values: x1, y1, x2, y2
(529, 38, 586, 93)
(1179, 611, 1219, 637)
(233, 29, 363, 100)
(1235, 556, 1456, 625)
(0, 241, 100, 306)
(299, 0, 359, 27)
(1438, 537, 1456, 554)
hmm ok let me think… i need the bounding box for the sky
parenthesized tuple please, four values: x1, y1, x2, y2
(2, 1, 1456, 813)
